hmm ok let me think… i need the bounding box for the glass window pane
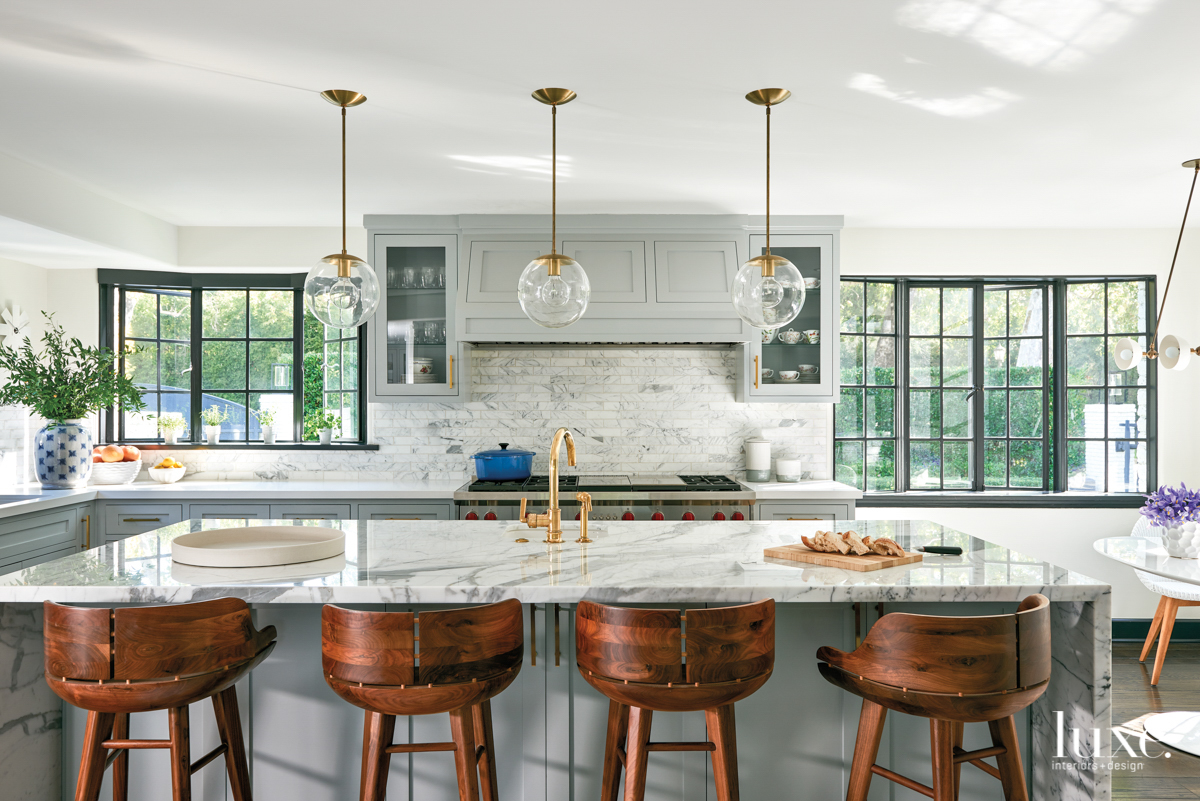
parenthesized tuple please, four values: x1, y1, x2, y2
(984, 290, 1006, 338)
(865, 336, 894, 386)
(942, 288, 972, 336)
(985, 441, 1007, 487)
(841, 336, 864, 386)
(125, 396, 158, 439)
(866, 440, 895, 492)
(835, 441, 864, 490)
(125, 343, 158, 388)
(159, 396, 190, 441)
(1009, 288, 1042, 336)
(1107, 281, 1146, 334)
(160, 293, 191, 340)
(1108, 440, 1146, 493)
(836, 388, 864, 438)
(909, 288, 940, 336)
(161, 343, 191, 391)
(1008, 338, 1043, 386)
(250, 341, 293, 390)
(943, 442, 971, 488)
(1067, 337, 1105, 385)
(1009, 390, 1044, 438)
(909, 389, 941, 439)
(985, 340, 1007, 386)
(865, 283, 895, 334)
(865, 388, 895, 438)
(1107, 387, 1148, 440)
(124, 291, 157, 339)
(324, 341, 342, 391)
(341, 392, 359, 440)
(1067, 441, 1101, 491)
(1109, 335, 1148, 386)
(203, 341, 247, 390)
(942, 389, 971, 438)
(208, 393, 247, 441)
(249, 290, 293, 338)
(1010, 441, 1043, 488)
(1067, 283, 1104, 334)
(841, 282, 864, 334)
(984, 390, 1007, 437)
(325, 324, 341, 342)
(909, 441, 941, 489)
(203, 291, 247, 338)
(909, 339, 941, 387)
(942, 338, 972, 387)
(1066, 389, 1104, 438)
(250, 393, 294, 441)
(342, 340, 359, 391)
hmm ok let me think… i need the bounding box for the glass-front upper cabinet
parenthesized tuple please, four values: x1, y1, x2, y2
(741, 233, 839, 403)
(368, 234, 465, 401)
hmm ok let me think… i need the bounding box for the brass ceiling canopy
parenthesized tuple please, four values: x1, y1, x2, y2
(1185, 159, 1200, 170)
(532, 88, 577, 106)
(321, 90, 367, 108)
(745, 88, 792, 107)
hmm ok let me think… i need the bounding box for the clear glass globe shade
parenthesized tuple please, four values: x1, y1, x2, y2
(304, 255, 381, 329)
(731, 255, 806, 329)
(518, 256, 590, 328)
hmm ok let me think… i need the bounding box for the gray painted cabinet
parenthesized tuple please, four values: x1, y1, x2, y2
(754, 501, 857, 522)
(0, 505, 85, 574)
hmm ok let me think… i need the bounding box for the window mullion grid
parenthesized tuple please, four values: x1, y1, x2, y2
(971, 282, 985, 492)
(293, 290, 305, 443)
(117, 287, 127, 443)
(1052, 279, 1068, 492)
(1146, 277, 1158, 490)
(189, 289, 202, 442)
(1041, 283, 1050, 491)
(895, 279, 909, 493)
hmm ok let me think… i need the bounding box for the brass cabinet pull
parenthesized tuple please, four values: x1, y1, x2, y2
(530, 606, 537, 666)
(124, 517, 162, 523)
(553, 602, 561, 667)
(385, 518, 421, 520)
(754, 355, 759, 389)
(788, 517, 822, 521)
(82, 514, 90, 550)
(449, 355, 454, 389)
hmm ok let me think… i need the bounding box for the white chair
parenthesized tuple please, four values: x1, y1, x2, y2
(1133, 516, 1200, 685)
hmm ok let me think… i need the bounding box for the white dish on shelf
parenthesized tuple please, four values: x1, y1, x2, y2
(171, 525, 346, 568)
(91, 460, 142, 485)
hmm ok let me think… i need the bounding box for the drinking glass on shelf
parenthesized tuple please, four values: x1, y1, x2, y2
(439, 322, 447, 343)
(401, 265, 416, 288)
(420, 265, 436, 288)
(436, 268, 446, 288)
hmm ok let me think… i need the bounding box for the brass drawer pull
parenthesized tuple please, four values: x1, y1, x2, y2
(788, 517, 822, 521)
(82, 514, 90, 550)
(449, 355, 454, 389)
(754, 355, 759, 389)
(123, 517, 163, 523)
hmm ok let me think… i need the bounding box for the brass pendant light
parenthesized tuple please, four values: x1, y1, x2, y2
(517, 88, 591, 329)
(303, 90, 381, 329)
(1113, 159, 1200, 371)
(731, 88, 806, 330)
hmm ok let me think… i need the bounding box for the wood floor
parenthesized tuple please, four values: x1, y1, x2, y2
(1114, 641, 1200, 799)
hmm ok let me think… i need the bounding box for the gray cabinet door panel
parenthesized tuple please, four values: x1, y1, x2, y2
(103, 504, 184, 540)
(654, 241, 739, 303)
(466, 241, 544, 303)
(754, 502, 853, 521)
(269, 504, 352, 520)
(560, 240, 647, 303)
(358, 503, 453, 520)
(187, 503, 271, 520)
(0, 507, 77, 566)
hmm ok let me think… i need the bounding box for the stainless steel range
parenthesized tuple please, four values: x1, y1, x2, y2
(454, 474, 755, 521)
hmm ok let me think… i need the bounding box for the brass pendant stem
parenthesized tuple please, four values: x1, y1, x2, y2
(551, 104, 557, 256)
(341, 105, 347, 255)
(1153, 164, 1200, 350)
(765, 104, 771, 258)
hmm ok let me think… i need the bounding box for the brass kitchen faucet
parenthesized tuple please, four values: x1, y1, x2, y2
(520, 427, 591, 544)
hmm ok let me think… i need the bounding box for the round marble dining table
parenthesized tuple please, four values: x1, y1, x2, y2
(1095, 535, 1200, 757)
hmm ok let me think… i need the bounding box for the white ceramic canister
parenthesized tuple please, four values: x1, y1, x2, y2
(745, 437, 771, 482)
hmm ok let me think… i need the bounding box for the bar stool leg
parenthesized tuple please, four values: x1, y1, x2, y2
(951, 721, 964, 799)
(112, 713, 130, 801)
(846, 699, 886, 801)
(1141, 597, 1168, 663)
(601, 701, 630, 801)
(361, 712, 395, 801)
(623, 707, 653, 801)
(705, 704, 740, 801)
(75, 711, 115, 801)
(213, 687, 252, 801)
(449, 707, 481, 801)
(929, 719, 954, 801)
(472, 701, 499, 801)
(167, 706, 192, 801)
(988, 716, 1029, 801)
(1152, 597, 1181, 686)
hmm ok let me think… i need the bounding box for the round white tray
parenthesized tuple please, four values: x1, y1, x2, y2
(171, 525, 346, 568)
(171, 554, 347, 584)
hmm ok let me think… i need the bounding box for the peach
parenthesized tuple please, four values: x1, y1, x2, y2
(121, 445, 141, 462)
(92, 455, 103, 463)
(100, 445, 124, 463)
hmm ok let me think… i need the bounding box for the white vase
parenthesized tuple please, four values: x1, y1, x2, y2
(1165, 522, 1200, 558)
(205, 425, 222, 445)
(34, 419, 93, 489)
(261, 425, 275, 445)
(162, 429, 178, 445)
(318, 428, 333, 445)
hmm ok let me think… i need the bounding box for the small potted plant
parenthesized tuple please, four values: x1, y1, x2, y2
(1141, 483, 1200, 558)
(200, 404, 230, 445)
(305, 409, 340, 445)
(251, 406, 278, 445)
(0, 315, 144, 488)
(157, 412, 186, 445)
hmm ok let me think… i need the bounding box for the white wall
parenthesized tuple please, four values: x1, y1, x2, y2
(0, 256, 49, 483)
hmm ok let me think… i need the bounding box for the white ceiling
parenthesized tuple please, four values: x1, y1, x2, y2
(0, 0, 1197, 228)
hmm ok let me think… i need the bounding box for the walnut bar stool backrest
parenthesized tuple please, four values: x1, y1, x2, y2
(44, 598, 277, 801)
(817, 594, 1050, 801)
(574, 600, 774, 801)
(321, 599, 524, 801)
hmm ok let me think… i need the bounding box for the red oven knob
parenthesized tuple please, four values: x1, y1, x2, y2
(731, 511, 745, 521)
(465, 512, 479, 520)
(712, 512, 726, 521)
(651, 512, 665, 521)
(622, 511, 635, 521)
(575, 512, 581, 520)
(484, 512, 497, 521)
(682, 512, 696, 521)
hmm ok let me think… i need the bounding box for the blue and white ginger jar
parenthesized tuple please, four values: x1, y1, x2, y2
(35, 419, 93, 489)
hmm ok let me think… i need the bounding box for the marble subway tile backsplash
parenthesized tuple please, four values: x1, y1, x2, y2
(2, 349, 831, 483)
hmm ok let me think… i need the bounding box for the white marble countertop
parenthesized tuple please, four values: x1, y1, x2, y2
(740, 479, 863, 500)
(1094, 535, 1200, 585)
(0, 518, 1107, 605)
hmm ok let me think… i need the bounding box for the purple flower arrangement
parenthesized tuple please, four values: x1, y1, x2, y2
(1141, 483, 1200, 529)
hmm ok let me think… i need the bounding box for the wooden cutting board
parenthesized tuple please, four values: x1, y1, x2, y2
(763, 543, 923, 572)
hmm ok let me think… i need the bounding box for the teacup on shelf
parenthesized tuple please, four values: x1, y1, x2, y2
(803, 330, 820, 344)
(796, 364, 819, 375)
(760, 368, 774, 380)
(804, 277, 820, 290)
(761, 328, 777, 344)
(779, 329, 803, 345)
(779, 370, 800, 382)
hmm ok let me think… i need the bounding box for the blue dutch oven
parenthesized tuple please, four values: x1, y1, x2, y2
(472, 443, 535, 481)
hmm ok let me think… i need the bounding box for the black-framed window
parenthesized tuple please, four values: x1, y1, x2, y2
(99, 270, 368, 447)
(836, 276, 1155, 496)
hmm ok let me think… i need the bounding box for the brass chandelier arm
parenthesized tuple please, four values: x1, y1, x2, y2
(1152, 163, 1200, 353)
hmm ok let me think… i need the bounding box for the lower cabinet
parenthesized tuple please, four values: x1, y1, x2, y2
(357, 503, 454, 520)
(102, 504, 184, 543)
(270, 503, 352, 520)
(188, 503, 271, 520)
(0, 506, 84, 574)
(754, 501, 856, 522)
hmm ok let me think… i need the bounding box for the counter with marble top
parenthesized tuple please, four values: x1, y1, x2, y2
(0, 518, 1111, 801)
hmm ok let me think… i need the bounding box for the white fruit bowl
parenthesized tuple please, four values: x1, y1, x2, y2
(149, 465, 186, 484)
(90, 460, 142, 485)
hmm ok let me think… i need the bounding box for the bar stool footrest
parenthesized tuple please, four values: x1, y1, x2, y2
(385, 741, 457, 754)
(870, 764, 934, 799)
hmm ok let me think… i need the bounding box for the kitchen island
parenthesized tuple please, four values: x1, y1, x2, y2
(0, 518, 1109, 801)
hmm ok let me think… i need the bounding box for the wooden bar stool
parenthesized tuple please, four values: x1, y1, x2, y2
(321, 598, 524, 801)
(816, 594, 1051, 801)
(44, 598, 277, 801)
(574, 599, 775, 801)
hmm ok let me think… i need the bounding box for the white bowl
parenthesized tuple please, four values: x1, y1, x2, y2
(149, 465, 187, 484)
(90, 460, 142, 485)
